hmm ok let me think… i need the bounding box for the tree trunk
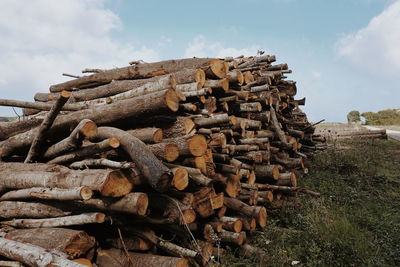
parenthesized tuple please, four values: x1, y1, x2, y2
(5, 228, 95, 259)
(0, 237, 86, 267)
(0, 89, 180, 158)
(0, 162, 132, 197)
(94, 127, 172, 192)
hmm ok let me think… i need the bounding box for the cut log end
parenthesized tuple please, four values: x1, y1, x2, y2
(80, 187, 94, 200)
(233, 220, 243, 233)
(136, 193, 149, 216)
(210, 59, 228, 78)
(81, 120, 98, 138)
(100, 170, 133, 197)
(195, 69, 206, 87)
(165, 144, 180, 162)
(153, 128, 163, 143)
(188, 135, 207, 157)
(165, 89, 180, 112)
(171, 168, 189, 191)
(108, 137, 120, 148)
(256, 206, 267, 227)
(60, 90, 72, 98)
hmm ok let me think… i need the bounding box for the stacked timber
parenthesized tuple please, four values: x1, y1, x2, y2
(0, 55, 323, 266)
(315, 123, 387, 140)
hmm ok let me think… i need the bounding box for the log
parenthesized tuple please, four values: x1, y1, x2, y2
(219, 216, 243, 233)
(163, 116, 195, 138)
(224, 197, 267, 227)
(1, 212, 106, 228)
(147, 143, 179, 162)
(25, 90, 71, 162)
(0, 89, 180, 158)
(43, 119, 98, 159)
(254, 164, 282, 180)
(193, 113, 232, 127)
(0, 99, 83, 111)
(0, 119, 42, 141)
(219, 230, 246, 245)
(47, 137, 120, 164)
(0, 162, 132, 197)
(107, 237, 152, 251)
(69, 159, 135, 169)
(96, 248, 189, 267)
(148, 195, 196, 224)
(164, 163, 213, 186)
(5, 228, 95, 259)
(204, 79, 229, 91)
(94, 127, 172, 192)
(0, 237, 86, 267)
(49, 58, 226, 92)
(0, 187, 93, 201)
(163, 134, 207, 157)
(226, 70, 244, 85)
(0, 201, 70, 219)
(126, 127, 163, 143)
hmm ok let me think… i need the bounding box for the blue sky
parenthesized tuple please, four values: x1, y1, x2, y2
(0, 0, 399, 122)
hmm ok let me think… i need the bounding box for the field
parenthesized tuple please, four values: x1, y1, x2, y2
(224, 138, 400, 266)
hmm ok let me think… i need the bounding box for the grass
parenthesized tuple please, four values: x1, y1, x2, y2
(223, 139, 400, 266)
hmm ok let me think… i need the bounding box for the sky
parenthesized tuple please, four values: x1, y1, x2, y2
(0, 0, 399, 122)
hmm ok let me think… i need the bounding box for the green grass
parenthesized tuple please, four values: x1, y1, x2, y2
(224, 139, 400, 266)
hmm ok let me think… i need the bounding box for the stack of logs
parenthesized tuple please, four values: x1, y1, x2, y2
(0, 55, 323, 267)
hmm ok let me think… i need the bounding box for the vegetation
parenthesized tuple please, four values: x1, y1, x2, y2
(361, 109, 400, 125)
(224, 139, 400, 266)
(347, 110, 361, 124)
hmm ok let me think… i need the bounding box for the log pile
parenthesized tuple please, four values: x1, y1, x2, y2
(0, 55, 323, 266)
(315, 123, 387, 140)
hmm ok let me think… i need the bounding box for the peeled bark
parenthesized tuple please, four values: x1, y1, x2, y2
(94, 127, 172, 192)
(0, 237, 86, 267)
(1, 212, 106, 228)
(0, 187, 93, 201)
(5, 228, 95, 259)
(0, 162, 132, 197)
(0, 89, 180, 158)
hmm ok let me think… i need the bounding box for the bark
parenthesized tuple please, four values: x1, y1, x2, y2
(0, 201, 70, 219)
(47, 137, 120, 165)
(227, 70, 244, 85)
(219, 230, 246, 245)
(94, 127, 172, 192)
(43, 119, 98, 159)
(193, 113, 232, 127)
(219, 216, 243, 233)
(164, 163, 213, 186)
(0, 237, 86, 267)
(1, 212, 106, 228)
(0, 89, 180, 158)
(49, 58, 225, 92)
(0, 187, 93, 201)
(127, 127, 163, 143)
(0, 119, 42, 141)
(0, 99, 84, 111)
(204, 79, 229, 91)
(162, 116, 195, 138)
(25, 90, 70, 162)
(148, 195, 196, 224)
(96, 248, 189, 267)
(5, 228, 95, 259)
(0, 162, 132, 197)
(240, 183, 321, 197)
(254, 164, 282, 180)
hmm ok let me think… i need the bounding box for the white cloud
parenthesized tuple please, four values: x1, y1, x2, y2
(185, 35, 261, 58)
(0, 0, 159, 107)
(310, 70, 321, 79)
(335, 0, 400, 75)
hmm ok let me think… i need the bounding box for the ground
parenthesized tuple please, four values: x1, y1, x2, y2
(223, 138, 400, 266)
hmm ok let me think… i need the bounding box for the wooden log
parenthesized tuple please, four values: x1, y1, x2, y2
(239, 244, 268, 265)
(147, 143, 179, 162)
(163, 117, 195, 138)
(49, 58, 226, 92)
(1, 212, 105, 228)
(173, 68, 206, 87)
(180, 103, 197, 112)
(219, 230, 246, 245)
(96, 248, 189, 267)
(163, 134, 207, 157)
(0, 261, 24, 267)
(219, 216, 243, 233)
(69, 159, 134, 169)
(227, 70, 244, 85)
(204, 79, 229, 92)
(43, 119, 97, 159)
(0, 162, 132, 197)
(5, 228, 95, 259)
(0, 119, 42, 141)
(193, 113, 232, 127)
(25, 90, 70, 162)
(224, 197, 267, 227)
(254, 164, 282, 180)
(165, 163, 213, 186)
(94, 127, 172, 192)
(170, 167, 189, 191)
(276, 172, 297, 187)
(0, 187, 93, 201)
(0, 201, 70, 219)
(0, 89, 180, 158)
(148, 195, 196, 224)
(0, 237, 85, 267)
(47, 137, 120, 164)
(126, 127, 163, 143)
(0, 98, 84, 111)
(240, 183, 321, 197)
(243, 71, 254, 84)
